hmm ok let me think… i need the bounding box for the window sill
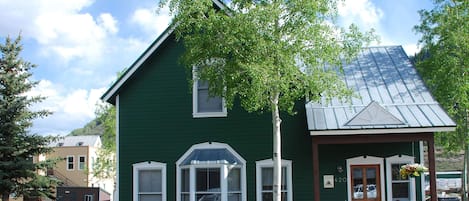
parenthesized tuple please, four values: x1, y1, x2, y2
(193, 112, 227, 118)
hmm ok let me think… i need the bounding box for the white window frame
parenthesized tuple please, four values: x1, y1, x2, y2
(192, 67, 227, 118)
(176, 142, 246, 201)
(255, 159, 293, 201)
(78, 155, 86, 170)
(385, 155, 416, 201)
(84, 194, 94, 201)
(66, 155, 74, 171)
(133, 161, 167, 201)
(346, 156, 385, 201)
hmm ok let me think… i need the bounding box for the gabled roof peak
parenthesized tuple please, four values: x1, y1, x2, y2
(344, 101, 405, 126)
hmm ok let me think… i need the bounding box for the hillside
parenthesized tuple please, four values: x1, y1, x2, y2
(68, 118, 104, 136)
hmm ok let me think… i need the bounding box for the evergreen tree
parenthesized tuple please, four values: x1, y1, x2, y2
(0, 36, 59, 201)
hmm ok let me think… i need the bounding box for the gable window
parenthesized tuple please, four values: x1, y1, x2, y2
(176, 142, 246, 201)
(78, 156, 86, 170)
(385, 155, 416, 201)
(84, 194, 94, 201)
(255, 159, 293, 201)
(67, 156, 74, 171)
(133, 161, 167, 201)
(192, 67, 227, 118)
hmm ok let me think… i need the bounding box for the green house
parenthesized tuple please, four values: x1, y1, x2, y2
(102, 2, 456, 201)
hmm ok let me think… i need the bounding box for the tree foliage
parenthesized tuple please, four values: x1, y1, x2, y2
(414, 0, 468, 199)
(414, 0, 468, 152)
(0, 36, 59, 201)
(92, 103, 116, 180)
(159, 1, 376, 200)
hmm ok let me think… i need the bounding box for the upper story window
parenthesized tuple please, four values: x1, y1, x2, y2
(256, 159, 293, 201)
(176, 142, 246, 201)
(133, 161, 167, 201)
(192, 67, 227, 118)
(78, 156, 86, 170)
(67, 155, 74, 171)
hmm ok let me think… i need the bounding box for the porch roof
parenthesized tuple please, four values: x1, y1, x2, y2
(306, 46, 456, 135)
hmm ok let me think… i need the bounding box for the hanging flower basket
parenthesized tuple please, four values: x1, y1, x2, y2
(400, 163, 428, 179)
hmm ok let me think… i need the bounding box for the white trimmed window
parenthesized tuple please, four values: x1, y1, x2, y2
(255, 159, 293, 201)
(176, 142, 246, 201)
(133, 161, 167, 201)
(385, 155, 416, 201)
(67, 155, 74, 171)
(84, 194, 94, 201)
(346, 156, 385, 201)
(192, 67, 227, 118)
(78, 156, 86, 170)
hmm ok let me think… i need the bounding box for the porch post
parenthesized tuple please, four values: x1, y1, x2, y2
(312, 139, 320, 201)
(427, 135, 437, 201)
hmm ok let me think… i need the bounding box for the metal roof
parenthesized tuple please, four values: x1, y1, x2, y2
(306, 46, 456, 135)
(50, 135, 101, 147)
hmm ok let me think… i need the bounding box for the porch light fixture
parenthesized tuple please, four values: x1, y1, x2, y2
(337, 165, 343, 173)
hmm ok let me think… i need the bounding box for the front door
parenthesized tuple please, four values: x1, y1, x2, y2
(351, 165, 381, 201)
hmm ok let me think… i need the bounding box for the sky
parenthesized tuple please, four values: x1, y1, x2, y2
(0, 0, 433, 136)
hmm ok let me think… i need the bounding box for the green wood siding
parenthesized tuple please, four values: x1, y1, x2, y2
(117, 36, 312, 201)
(116, 36, 425, 201)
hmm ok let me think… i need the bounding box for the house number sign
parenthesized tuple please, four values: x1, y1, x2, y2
(335, 177, 347, 183)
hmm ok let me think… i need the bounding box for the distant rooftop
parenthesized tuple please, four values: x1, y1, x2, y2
(50, 135, 101, 147)
(306, 46, 456, 135)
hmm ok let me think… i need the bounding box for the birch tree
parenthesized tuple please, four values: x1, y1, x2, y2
(159, 1, 376, 200)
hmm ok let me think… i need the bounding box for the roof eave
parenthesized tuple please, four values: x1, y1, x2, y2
(309, 126, 456, 136)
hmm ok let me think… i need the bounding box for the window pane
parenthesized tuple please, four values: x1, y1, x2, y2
(228, 193, 241, 201)
(181, 194, 190, 201)
(392, 163, 409, 181)
(139, 170, 162, 193)
(392, 183, 410, 199)
(181, 169, 190, 192)
(228, 168, 241, 191)
(139, 194, 162, 201)
(262, 168, 273, 190)
(262, 167, 287, 191)
(352, 168, 363, 199)
(281, 167, 287, 190)
(366, 168, 377, 199)
(197, 193, 221, 201)
(198, 89, 223, 112)
(196, 168, 220, 192)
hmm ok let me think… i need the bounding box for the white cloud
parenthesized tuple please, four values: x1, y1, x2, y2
(0, 0, 118, 63)
(29, 80, 107, 136)
(131, 5, 171, 38)
(98, 13, 119, 34)
(338, 0, 384, 31)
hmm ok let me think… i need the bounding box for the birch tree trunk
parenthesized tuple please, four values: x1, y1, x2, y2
(272, 92, 282, 201)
